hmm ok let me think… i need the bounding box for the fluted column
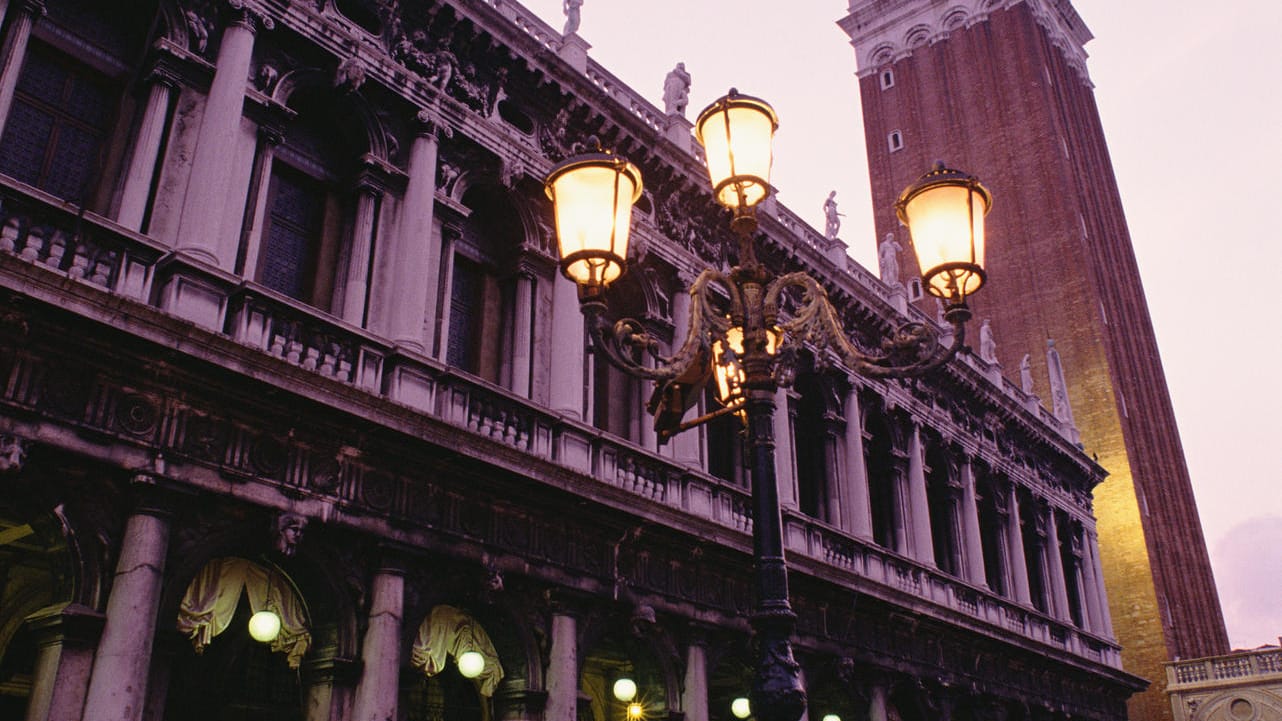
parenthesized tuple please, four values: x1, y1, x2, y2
(906, 424, 934, 564)
(508, 270, 536, 397)
(668, 279, 702, 467)
(350, 558, 405, 721)
(175, 8, 267, 267)
(117, 67, 178, 230)
(387, 112, 442, 353)
(842, 388, 873, 540)
(1086, 528, 1114, 635)
(958, 459, 987, 586)
(0, 0, 43, 142)
(1005, 485, 1032, 605)
(544, 611, 579, 721)
(337, 179, 382, 326)
(549, 277, 586, 419)
(82, 480, 172, 721)
(773, 387, 798, 509)
(1044, 507, 1071, 621)
(681, 638, 709, 721)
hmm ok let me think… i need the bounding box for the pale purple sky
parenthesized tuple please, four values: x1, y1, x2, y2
(515, 0, 1282, 650)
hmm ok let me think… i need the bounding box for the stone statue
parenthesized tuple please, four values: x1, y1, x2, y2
(979, 319, 997, 363)
(1020, 353, 1033, 394)
(1046, 339, 1076, 426)
(274, 512, 308, 556)
(562, 0, 583, 35)
(823, 190, 843, 240)
(663, 62, 692, 116)
(878, 233, 902, 287)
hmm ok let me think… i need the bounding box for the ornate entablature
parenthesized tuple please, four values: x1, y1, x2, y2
(839, 0, 1093, 83)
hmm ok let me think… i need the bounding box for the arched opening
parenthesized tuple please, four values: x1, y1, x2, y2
(404, 605, 505, 721)
(164, 557, 311, 721)
(579, 626, 671, 721)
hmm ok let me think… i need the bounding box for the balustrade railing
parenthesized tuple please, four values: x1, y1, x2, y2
(1169, 649, 1282, 687)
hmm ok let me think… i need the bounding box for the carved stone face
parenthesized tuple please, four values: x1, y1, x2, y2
(274, 513, 307, 556)
(0, 436, 27, 472)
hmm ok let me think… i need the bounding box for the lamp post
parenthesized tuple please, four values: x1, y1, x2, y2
(545, 89, 990, 721)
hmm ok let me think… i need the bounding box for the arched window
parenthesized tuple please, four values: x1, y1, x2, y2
(864, 410, 901, 552)
(406, 605, 504, 721)
(255, 87, 365, 310)
(0, 1, 157, 211)
(924, 442, 960, 575)
(1019, 491, 1050, 613)
(975, 471, 1009, 596)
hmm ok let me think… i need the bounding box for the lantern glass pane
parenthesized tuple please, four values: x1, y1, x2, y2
(550, 163, 637, 285)
(697, 104, 775, 209)
(903, 184, 986, 296)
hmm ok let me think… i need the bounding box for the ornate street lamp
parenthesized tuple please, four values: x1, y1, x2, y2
(545, 89, 990, 721)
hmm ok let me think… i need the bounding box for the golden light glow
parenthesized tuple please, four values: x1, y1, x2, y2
(546, 153, 643, 289)
(695, 92, 778, 210)
(247, 609, 282, 643)
(896, 165, 990, 302)
(711, 324, 780, 409)
(627, 703, 644, 720)
(731, 697, 752, 719)
(613, 678, 638, 702)
(457, 650, 485, 678)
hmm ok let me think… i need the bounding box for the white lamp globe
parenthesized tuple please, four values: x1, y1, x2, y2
(613, 678, 638, 702)
(731, 697, 751, 719)
(457, 651, 485, 679)
(822, 714, 842, 721)
(247, 609, 281, 643)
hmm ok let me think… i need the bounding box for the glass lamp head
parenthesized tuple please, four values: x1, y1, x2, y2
(457, 650, 486, 678)
(248, 609, 282, 643)
(895, 162, 991, 304)
(546, 149, 643, 293)
(694, 90, 778, 212)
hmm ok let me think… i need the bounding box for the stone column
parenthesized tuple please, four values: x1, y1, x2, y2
(0, 0, 43, 142)
(350, 557, 405, 721)
(958, 459, 987, 587)
(1086, 528, 1114, 635)
(83, 481, 173, 721)
(1005, 486, 1032, 606)
(508, 270, 536, 397)
(773, 387, 798, 509)
(842, 388, 873, 540)
(338, 175, 384, 326)
(906, 424, 935, 564)
(176, 8, 267, 268)
(23, 603, 104, 721)
(386, 113, 442, 353)
(820, 409, 846, 529)
(868, 683, 889, 721)
(1069, 528, 1097, 632)
(549, 277, 586, 419)
(544, 611, 579, 721)
(667, 281, 702, 468)
(1044, 507, 1071, 621)
(117, 67, 178, 231)
(681, 638, 709, 721)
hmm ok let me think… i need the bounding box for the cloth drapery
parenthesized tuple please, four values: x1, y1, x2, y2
(176, 557, 311, 668)
(410, 604, 505, 697)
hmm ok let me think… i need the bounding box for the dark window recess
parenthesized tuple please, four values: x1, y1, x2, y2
(261, 168, 325, 301)
(335, 0, 382, 34)
(880, 69, 895, 89)
(447, 256, 483, 373)
(0, 46, 114, 203)
(497, 101, 534, 134)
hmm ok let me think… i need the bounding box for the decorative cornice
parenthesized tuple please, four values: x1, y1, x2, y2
(839, 0, 1092, 84)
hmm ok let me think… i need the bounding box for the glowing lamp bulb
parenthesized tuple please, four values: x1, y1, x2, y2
(247, 609, 281, 643)
(627, 703, 644, 720)
(613, 678, 638, 702)
(457, 651, 485, 678)
(822, 715, 842, 721)
(731, 697, 751, 719)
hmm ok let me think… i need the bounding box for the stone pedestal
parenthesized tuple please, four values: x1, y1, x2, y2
(558, 34, 590, 73)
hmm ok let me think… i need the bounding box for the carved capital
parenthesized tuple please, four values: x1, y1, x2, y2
(413, 108, 452, 140)
(226, 1, 274, 34)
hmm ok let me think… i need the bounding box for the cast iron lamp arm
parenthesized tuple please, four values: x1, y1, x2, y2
(579, 268, 740, 381)
(764, 272, 970, 380)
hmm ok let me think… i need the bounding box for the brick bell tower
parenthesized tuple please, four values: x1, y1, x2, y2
(838, 1, 1229, 719)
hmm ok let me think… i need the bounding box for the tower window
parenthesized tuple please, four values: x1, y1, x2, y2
(887, 130, 904, 152)
(908, 278, 923, 301)
(880, 69, 894, 89)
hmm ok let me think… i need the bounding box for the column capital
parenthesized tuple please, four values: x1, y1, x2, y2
(15, 0, 46, 19)
(24, 602, 106, 647)
(226, 1, 274, 34)
(413, 108, 453, 139)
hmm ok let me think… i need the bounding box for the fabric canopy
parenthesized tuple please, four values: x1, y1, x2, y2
(176, 557, 311, 668)
(411, 604, 505, 697)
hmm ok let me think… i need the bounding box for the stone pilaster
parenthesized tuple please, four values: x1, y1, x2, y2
(0, 0, 44, 142)
(117, 65, 179, 231)
(350, 556, 406, 721)
(548, 277, 585, 419)
(959, 459, 987, 587)
(1005, 485, 1032, 606)
(842, 388, 873, 540)
(906, 424, 934, 564)
(22, 603, 104, 721)
(386, 112, 444, 353)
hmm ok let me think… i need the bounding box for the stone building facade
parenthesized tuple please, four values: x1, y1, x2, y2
(1165, 646, 1282, 721)
(0, 2, 1142, 721)
(839, 1, 1229, 719)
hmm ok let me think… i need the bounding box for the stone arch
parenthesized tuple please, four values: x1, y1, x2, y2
(942, 7, 971, 31)
(868, 43, 897, 69)
(577, 607, 684, 721)
(270, 67, 386, 164)
(904, 24, 932, 49)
